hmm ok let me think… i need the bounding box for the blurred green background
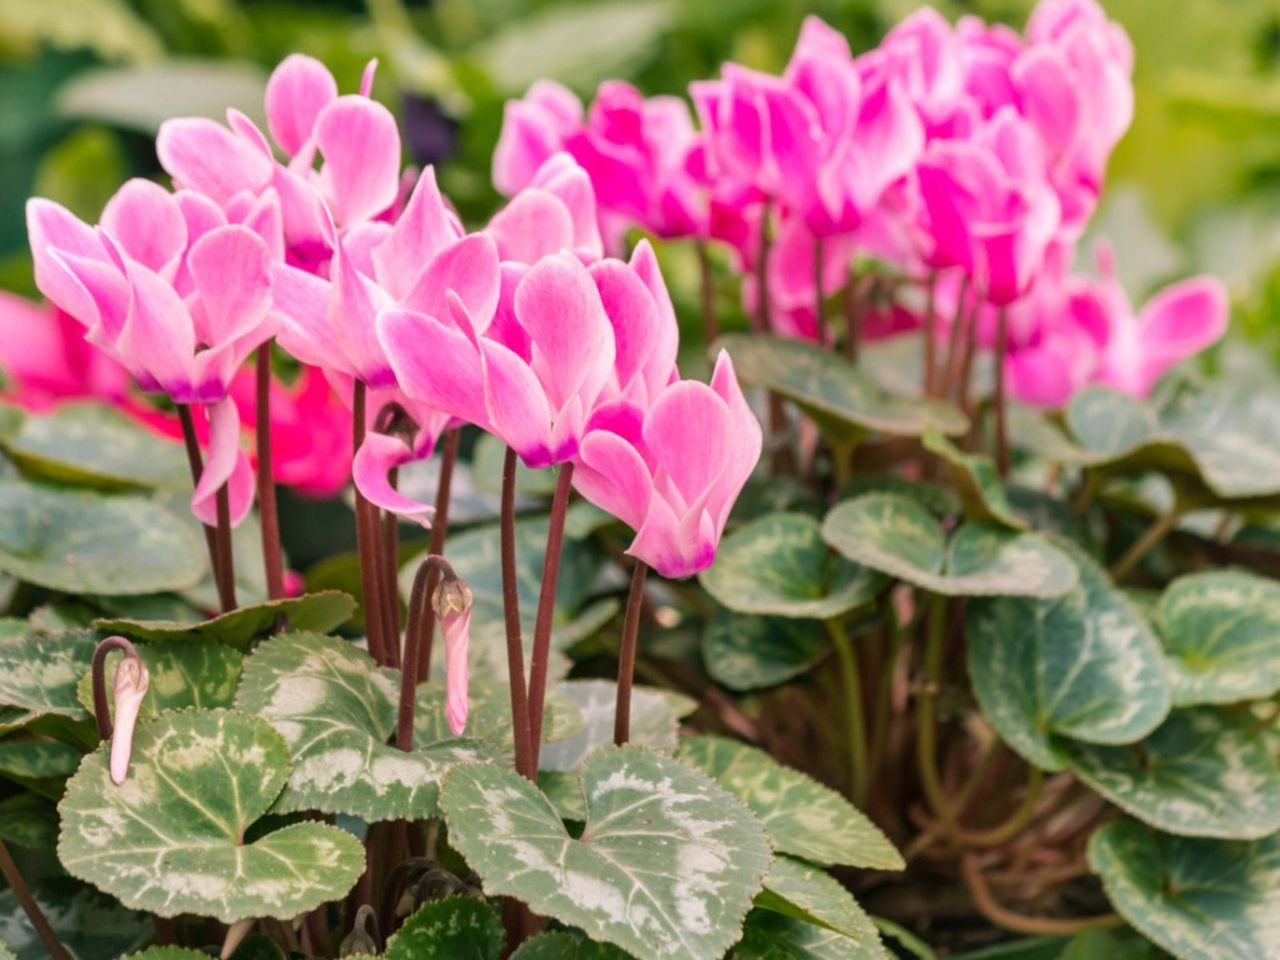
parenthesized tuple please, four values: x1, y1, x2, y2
(3, 0, 1280, 349)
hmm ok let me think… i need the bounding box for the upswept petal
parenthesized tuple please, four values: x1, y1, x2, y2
(187, 226, 273, 347)
(329, 239, 396, 387)
(370, 166, 459, 299)
(398, 232, 501, 335)
(100, 179, 188, 279)
(265, 54, 339, 156)
(574, 429, 652, 531)
(378, 307, 489, 430)
(156, 118, 274, 204)
(641, 379, 731, 510)
(487, 189, 575, 265)
(314, 95, 401, 225)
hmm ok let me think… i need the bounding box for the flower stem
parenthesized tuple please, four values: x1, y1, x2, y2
(613, 560, 649, 746)
(961, 854, 1122, 937)
(379, 477, 402, 669)
(994, 307, 1010, 477)
(352, 382, 388, 666)
(696, 239, 719, 345)
(0, 839, 71, 960)
(923, 271, 938, 395)
(942, 277, 971, 402)
(1110, 507, 1181, 583)
(526, 462, 575, 771)
(213, 481, 237, 613)
(398, 554, 458, 751)
(90, 635, 138, 740)
(177, 404, 236, 613)
(418, 430, 460, 682)
(813, 235, 826, 334)
(827, 618, 869, 805)
(842, 275, 863, 363)
(501, 447, 535, 780)
(255, 345, 286, 601)
(916, 593, 948, 817)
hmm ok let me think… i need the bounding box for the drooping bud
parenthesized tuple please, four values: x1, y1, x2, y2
(109, 654, 150, 786)
(433, 574, 473, 736)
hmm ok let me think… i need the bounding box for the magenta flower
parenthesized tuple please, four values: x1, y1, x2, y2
(26, 181, 278, 524)
(493, 80, 585, 197)
(572, 351, 761, 578)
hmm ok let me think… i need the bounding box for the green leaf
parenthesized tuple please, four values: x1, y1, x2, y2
(540, 680, 695, 774)
(822, 494, 1077, 598)
(56, 59, 267, 133)
(178, 504, 269, 610)
(76, 641, 243, 720)
(58, 708, 364, 921)
(383, 897, 505, 959)
(701, 609, 824, 691)
(675, 736, 902, 870)
(0, 737, 81, 780)
(0, 793, 59, 849)
(719, 335, 967, 443)
(510, 932, 632, 958)
(735, 908, 890, 959)
(1088, 820, 1280, 960)
(0, 879, 150, 960)
(442, 747, 771, 960)
(0, 404, 189, 491)
(235, 632, 495, 821)
(474, 0, 671, 95)
(1056, 929, 1171, 960)
(415, 680, 582, 752)
(1154, 570, 1280, 706)
(700, 513, 885, 619)
(966, 541, 1171, 771)
(756, 855, 880, 943)
(0, 481, 205, 595)
(93, 591, 355, 652)
(948, 937, 1065, 960)
(0, 627, 96, 726)
(922, 426, 1025, 529)
(1063, 708, 1280, 839)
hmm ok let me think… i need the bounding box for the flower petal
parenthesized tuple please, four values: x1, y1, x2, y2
(352, 431, 435, 526)
(191, 398, 255, 526)
(265, 54, 339, 156)
(157, 118, 274, 204)
(314, 95, 401, 226)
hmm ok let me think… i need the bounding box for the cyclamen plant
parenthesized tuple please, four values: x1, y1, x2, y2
(0, 2, 1276, 960)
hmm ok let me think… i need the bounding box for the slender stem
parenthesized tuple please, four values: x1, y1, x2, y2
(0, 839, 71, 960)
(753, 201, 772, 335)
(177, 404, 233, 612)
(942, 277, 971, 401)
(953, 766, 1044, 847)
(380, 470, 402, 668)
(613, 561, 649, 746)
(696, 239, 719, 345)
(526, 462, 575, 771)
(923, 271, 938, 395)
(961, 855, 1122, 937)
(398, 554, 458, 750)
(1111, 508, 1181, 583)
(917, 594, 949, 817)
(994, 307, 1010, 477)
(956, 299, 979, 415)
(352, 382, 388, 665)
(501, 448, 535, 780)
(90, 635, 138, 740)
(255, 345, 286, 601)
(828, 619, 869, 806)
(213, 478, 237, 613)
(813, 235, 826, 335)
(419, 430, 460, 682)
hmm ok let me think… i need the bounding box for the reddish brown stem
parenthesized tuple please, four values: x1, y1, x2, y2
(501, 448, 535, 780)
(398, 554, 458, 751)
(613, 560, 649, 746)
(418, 430, 460, 682)
(526, 462, 575, 771)
(923, 271, 938, 395)
(255, 345, 286, 600)
(994, 307, 1010, 477)
(813, 235, 826, 335)
(177, 404, 236, 612)
(90, 635, 139, 740)
(961, 854, 1122, 936)
(380, 471, 402, 668)
(352, 382, 388, 665)
(0, 839, 71, 960)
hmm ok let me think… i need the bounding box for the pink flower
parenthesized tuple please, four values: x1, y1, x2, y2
(26, 181, 278, 524)
(572, 351, 761, 578)
(493, 80, 585, 197)
(109, 653, 149, 785)
(488, 153, 604, 265)
(433, 576, 474, 736)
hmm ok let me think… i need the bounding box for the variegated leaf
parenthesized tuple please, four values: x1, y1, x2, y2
(1064, 708, 1280, 839)
(1154, 571, 1280, 706)
(57, 709, 364, 922)
(922, 426, 1024, 529)
(509, 933, 633, 958)
(675, 736, 902, 870)
(0, 626, 96, 726)
(823, 493, 1077, 598)
(700, 513, 885, 619)
(966, 540, 1171, 771)
(235, 632, 497, 821)
(415, 679, 582, 751)
(735, 908, 889, 959)
(0, 481, 204, 595)
(78, 641, 242, 721)
(442, 747, 771, 960)
(0, 879, 150, 960)
(756, 855, 882, 945)
(1089, 820, 1280, 960)
(383, 897, 505, 958)
(701, 608, 824, 691)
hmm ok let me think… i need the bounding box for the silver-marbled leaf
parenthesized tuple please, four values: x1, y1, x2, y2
(0, 879, 150, 960)
(734, 908, 889, 959)
(77, 641, 242, 721)
(0, 627, 96, 726)
(701, 608, 824, 691)
(756, 855, 882, 945)
(922, 426, 1025, 529)
(382, 896, 505, 959)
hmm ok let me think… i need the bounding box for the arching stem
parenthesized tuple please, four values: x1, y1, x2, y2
(526, 463, 575, 771)
(613, 560, 649, 746)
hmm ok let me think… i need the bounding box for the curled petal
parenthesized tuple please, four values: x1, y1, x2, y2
(399, 233, 502, 335)
(378, 307, 490, 430)
(352, 432, 435, 526)
(100, 179, 188, 278)
(191, 398, 255, 527)
(487, 189, 575, 265)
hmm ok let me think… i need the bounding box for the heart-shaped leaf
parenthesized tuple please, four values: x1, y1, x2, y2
(966, 541, 1171, 771)
(735, 908, 890, 959)
(1154, 571, 1280, 706)
(700, 513, 885, 619)
(0, 627, 96, 727)
(77, 641, 242, 720)
(383, 897, 505, 959)
(922, 427, 1024, 529)
(719, 334, 968, 443)
(756, 855, 881, 943)
(94, 591, 355, 652)
(1063, 708, 1280, 839)
(510, 933, 632, 958)
(0, 403, 189, 491)
(0, 737, 82, 781)
(539, 680, 695, 775)
(0, 481, 205, 595)
(0, 794, 59, 849)
(0, 878, 151, 960)
(701, 608, 824, 691)
(1088, 820, 1280, 960)
(822, 493, 1077, 598)
(675, 736, 902, 870)
(415, 679, 581, 751)
(58, 708, 364, 922)
(443, 747, 771, 960)
(235, 632, 496, 821)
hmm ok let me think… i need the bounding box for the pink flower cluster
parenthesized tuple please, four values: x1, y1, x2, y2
(492, 0, 1228, 405)
(24, 54, 761, 584)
